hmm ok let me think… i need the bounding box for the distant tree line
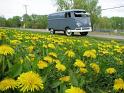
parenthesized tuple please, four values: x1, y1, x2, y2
(0, 14, 48, 29)
(95, 17, 124, 31)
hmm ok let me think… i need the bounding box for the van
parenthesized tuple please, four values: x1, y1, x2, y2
(48, 9, 92, 36)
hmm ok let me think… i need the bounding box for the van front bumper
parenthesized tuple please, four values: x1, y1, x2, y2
(68, 27, 92, 32)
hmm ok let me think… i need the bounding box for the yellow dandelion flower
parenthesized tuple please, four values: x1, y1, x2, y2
(65, 50, 75, 58)
(0, 45, 15, 55)
(10, 40, 21, 45)
(48, 52, 57, 58)
(53, 59, 61, 63)
(17, 71, 44, 92)
(43, 56, 53, 63)
(37, 60, 48, 69)
(90, 63, 100, 74)
(65, 86, 86, 93)
(59, 76, 70, 82)
(29, 54, 35, 61)
(83, 49, 96, 59)
(43, 44, 48, 48)
(74, 59, 86, 68)
(80, 68, 88, 74)
(55, 63, 66, 71)
(106, 68, 116, 75)
(113, 78, 124, 91)
(48, 43, 55, 49)
(27, 46, 34, 53)
(0, 78, 17, 91)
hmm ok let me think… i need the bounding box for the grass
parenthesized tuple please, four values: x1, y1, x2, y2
(0, 28, 124, 93)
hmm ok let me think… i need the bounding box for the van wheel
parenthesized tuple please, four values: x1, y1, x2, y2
(80, 32, 88, 36)
(65, 28, 73, 36)
(50, 29, 55, 34)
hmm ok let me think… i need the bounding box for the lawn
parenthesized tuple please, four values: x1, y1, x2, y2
(0, 29, 124, 93)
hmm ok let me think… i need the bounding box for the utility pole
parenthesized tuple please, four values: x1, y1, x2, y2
(24, 5, 28, 14)
(23, 4, 28, 28)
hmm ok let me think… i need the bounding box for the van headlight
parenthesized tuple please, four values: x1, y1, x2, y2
(76, 23, 81, 27)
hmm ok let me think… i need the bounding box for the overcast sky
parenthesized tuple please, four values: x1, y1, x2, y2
(0, 0, 124, 18)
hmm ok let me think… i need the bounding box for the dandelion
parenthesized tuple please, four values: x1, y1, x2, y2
(83, 49, 96, 59)
(80, 68, 88, 74)
(59, 76, 70, 82)
(43, 44, 48, 48)
(74, 59, 86, 68)
(55, 63, 66, 71)
(0, 45, 15, 55)
(43, 56, 53, 63)
(113, 78, 124, 91)
(29, 54, 35, 61)
(37, 60, 48, 69)
(48, 43, 55, 49)
(106, 68, 116, 75)
(17, 71, 44, 92)
(0, 78, 17, 91)
(65, 86, 86, 93)
(48, 52, 57, 58)
(53, 59, 61, 63)
(10, 40, 21, 45)
(65, 50, 75, 58)
(90, 63, 100, 74)
(27, 46, 34, 53)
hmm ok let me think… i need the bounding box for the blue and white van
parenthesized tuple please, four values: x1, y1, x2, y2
(48, 9, 92, 36)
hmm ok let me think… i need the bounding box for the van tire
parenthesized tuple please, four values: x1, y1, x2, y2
(65, 28, 73, 36)
(49, 29, 55, 34)
(80, 32, 88, 36)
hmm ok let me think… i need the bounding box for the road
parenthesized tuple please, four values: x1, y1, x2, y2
(13, 28, 124, 40)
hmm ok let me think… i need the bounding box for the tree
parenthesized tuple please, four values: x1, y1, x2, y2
(97, 17, 112, 30)
(31, 14, 48, 29)
(22, 14, 32, 28)
(6, 16, 21, 27)
(110, 17, 124, 30)
(55, 0, 101, 29)
(0, 16, 6, 27)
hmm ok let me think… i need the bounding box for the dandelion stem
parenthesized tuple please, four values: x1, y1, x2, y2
(2, 56, 5, 78)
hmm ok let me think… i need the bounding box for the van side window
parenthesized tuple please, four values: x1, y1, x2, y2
(65, 12, 71, 18)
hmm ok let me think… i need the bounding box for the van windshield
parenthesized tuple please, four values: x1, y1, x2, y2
(74, 11, 89, 17)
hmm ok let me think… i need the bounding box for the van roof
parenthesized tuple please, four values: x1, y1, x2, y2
(49, 9, 86, 15)
(61, 9, 86, 12)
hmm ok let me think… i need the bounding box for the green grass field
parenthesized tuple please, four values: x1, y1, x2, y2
(0, 29, 124, 93)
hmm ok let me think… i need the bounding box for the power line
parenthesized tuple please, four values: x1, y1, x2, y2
(102, 5, 124, 10)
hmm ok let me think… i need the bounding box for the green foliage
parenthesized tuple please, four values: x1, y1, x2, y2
(95, 17, 124, 30)
(31, 14, 48, 29)
(0, 17, 6, 27)
(6, 16, 21, 27)
(110, 17, 124, 30)
(0, 14, 48, 29)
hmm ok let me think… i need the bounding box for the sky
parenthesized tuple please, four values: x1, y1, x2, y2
(0, 0, 124, 18)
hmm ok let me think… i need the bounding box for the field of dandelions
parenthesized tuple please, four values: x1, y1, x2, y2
(0, 29, 124, 93)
